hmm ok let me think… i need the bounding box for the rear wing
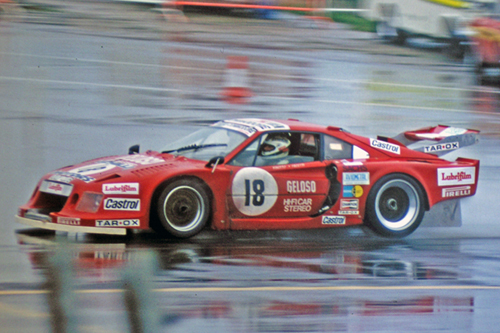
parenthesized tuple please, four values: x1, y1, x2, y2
(392, 125, 480, 156)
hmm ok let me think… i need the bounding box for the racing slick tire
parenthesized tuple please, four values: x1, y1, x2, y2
(365, 174, 425, 238)
(156, 179, 210, 238)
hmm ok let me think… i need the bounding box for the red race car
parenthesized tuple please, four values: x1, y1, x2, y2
(16, 119, 480, 238)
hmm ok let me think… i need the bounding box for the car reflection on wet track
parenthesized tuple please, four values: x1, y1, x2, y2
(11, 229, 484, 332)
(16, 229, 469, 283)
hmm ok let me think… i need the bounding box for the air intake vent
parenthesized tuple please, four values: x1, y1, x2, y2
(131, 164, 173, 177)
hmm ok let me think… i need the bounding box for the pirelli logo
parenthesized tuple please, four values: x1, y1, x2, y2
(442, 186, 471, 198)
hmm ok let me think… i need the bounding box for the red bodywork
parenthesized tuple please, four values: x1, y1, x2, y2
(16, 119, 479, 236)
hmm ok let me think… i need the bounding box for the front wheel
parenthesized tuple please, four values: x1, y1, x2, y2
(365, 174, 425, 238)
(155, 179, 210, 238)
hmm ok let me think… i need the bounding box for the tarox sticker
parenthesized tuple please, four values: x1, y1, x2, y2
(232, 167, 278, 216)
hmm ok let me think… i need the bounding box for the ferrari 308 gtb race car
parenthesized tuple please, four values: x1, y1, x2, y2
(16, 119, 480, 238)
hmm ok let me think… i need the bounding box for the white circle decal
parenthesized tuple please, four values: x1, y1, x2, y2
(68, 163, 116, 176)
(232, 167, 278, 216)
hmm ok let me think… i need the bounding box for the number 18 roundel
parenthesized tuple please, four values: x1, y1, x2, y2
(231, 168, 278, 216)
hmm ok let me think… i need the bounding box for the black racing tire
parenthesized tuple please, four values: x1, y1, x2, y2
(155, 179, 210, 238)
(365, 174, 425, 238)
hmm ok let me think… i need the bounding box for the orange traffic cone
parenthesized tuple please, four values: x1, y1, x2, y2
(220, 56, 252, 104)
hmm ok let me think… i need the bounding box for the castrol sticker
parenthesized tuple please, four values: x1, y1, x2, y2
(370, 139, 401, 155)
(232, 168, 278, 216)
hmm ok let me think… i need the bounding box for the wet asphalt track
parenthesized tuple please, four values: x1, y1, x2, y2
(1, 1, 500, 332)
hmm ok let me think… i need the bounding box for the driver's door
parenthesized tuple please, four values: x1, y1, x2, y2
(225, 131, 331, 222)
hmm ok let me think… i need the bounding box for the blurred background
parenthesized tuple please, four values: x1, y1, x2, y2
(1, 0, 500, 332)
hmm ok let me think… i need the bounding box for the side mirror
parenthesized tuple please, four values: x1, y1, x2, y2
(128, 144, 140, 155)
(205, 156, 224, 173)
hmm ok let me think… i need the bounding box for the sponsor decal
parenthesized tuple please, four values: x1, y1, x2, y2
(424, 142, 459, 153)
(272, 163, 307, 170)
(343, 164, 368, 172)
(343, 172, 370, 185)
(114, 155, 163, 166)
(339, 210, 359, 215)
(286, 180, 317, 193)
(370, 139, 401, 155)
(442, 186, 471, 198)
(103, 198, 141, 211)
(57, 217, 81, 225)
(232, 168, 278, 216)
(54, 171, 95, 183)
(66, 156, 163, 180)
(40, 180, 73, 196)
(340, 199, 359, 210)
(214, 119, 290, 137)
(96, 219, 140, 227)
(283, 198, 312, 212)
(437, 167, 475, 186)
(48, 174, 74, 184)
(322, 216, 346, 225)
(343, 185, 364, 198)
(49, 183, 63, 192)
(108, 160, 137, 169)
(69, 163, 116, 176)
(339, 199, 359, 215)
(102, 183, 139, 195)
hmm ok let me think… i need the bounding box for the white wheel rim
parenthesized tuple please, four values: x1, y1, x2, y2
(163, 186, 205, 232)
(375, 179, 420, 231)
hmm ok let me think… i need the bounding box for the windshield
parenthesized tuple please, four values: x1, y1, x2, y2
(161, 126, 248, 161)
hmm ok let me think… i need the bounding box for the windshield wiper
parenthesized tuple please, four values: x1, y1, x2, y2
(162, 143, 227, 154)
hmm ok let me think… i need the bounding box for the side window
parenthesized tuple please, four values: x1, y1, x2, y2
(298, 133, 320, 159)
(324, 135, 353, 160)
(227, 139, 261, 166)
(228, 132, 320, 167)
(255, 132, 319, 166)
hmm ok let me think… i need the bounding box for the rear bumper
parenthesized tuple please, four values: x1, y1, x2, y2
(15, 215, 127, 236)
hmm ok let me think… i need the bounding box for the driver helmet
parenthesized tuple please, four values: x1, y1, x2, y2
(261, 136, 291, 158)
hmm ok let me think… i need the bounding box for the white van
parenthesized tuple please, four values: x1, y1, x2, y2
(361, 0, 495, 57)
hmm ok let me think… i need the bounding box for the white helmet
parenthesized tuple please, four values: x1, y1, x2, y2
(261, 136, 291, 158)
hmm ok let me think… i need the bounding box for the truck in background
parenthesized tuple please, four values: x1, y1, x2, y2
(469, 7, 500, 82)
(360, 0, 495, 58)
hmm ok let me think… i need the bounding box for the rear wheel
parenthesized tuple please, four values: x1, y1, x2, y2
(365, 174, 425, 238)
(155, 179, 210, 238)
